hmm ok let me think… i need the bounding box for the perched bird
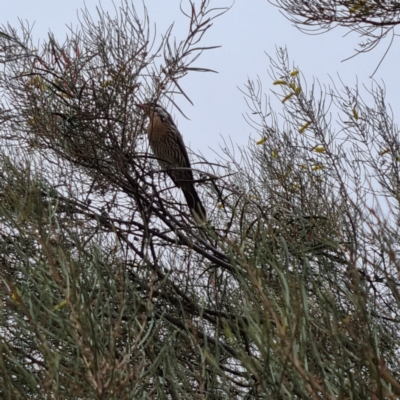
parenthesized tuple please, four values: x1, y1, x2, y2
(136, 102, 207, 226)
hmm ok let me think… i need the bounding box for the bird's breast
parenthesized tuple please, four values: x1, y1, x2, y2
(147, 114, 168, 141)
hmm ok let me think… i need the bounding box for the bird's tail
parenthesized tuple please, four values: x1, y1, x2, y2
(183, 185, 207, 226)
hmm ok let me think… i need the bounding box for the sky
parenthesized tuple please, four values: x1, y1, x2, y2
(2, 0, 399, 162)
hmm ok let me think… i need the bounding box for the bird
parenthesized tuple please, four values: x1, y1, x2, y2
(136, 102, 207, 226)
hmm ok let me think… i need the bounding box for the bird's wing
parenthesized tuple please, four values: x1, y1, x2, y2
(175, 131, 192, 169)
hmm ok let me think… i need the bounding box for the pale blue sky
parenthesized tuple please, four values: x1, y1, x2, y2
(3, 1, 398, 159)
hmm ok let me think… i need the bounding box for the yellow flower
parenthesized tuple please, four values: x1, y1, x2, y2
(349, 0, 367, 13)
(300, 164, 308, 169)
(217, 203, 224, 209)
(289, 82, 296, 90)
(294, 86, 302, 95)
(342, 315, 351, 325)
(282, 93, 294, 103)
(11, 287, 24, 305)
(273, 80, 287, 85)
(292, 183, 299, 190)
(290, 70, 299, 77)
(102, 79, 114, 87)
(11, 292, 19, 301)
(272, 150, 278, 159)
(353, 107, 359, 120)
(28, 76, 42, 86)
(299, 122, 310, 134)
(256, 137, 267, 145)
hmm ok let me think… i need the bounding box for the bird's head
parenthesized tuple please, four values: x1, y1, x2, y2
(135, 102, 174, 125)
(135, 102, 157, 112)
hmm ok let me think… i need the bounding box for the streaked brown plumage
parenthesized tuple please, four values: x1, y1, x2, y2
(136, 102, 207, 226)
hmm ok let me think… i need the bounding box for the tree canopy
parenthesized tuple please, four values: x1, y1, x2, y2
(0, 0, 399, 398)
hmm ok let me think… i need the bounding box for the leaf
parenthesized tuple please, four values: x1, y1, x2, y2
(282, 93, 294, 103)
(299, 122, 310, 134)
(312, 164, 324, 171)
(102, 79, 114, 87)
(53, 300, 68, 312)
(380, 149, 390, 156)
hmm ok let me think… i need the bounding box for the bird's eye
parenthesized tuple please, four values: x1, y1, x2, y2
(156, 108, 169, 121)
